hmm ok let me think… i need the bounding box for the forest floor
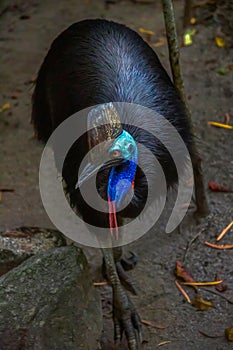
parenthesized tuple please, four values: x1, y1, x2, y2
(0, 0, 233, 349)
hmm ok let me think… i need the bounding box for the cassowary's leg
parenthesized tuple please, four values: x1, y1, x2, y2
(113, 247, 138, 295)
(101, 248, 142, 350)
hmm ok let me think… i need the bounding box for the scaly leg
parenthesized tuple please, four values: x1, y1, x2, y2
(113, 247, 138, 295)
(101, 248, 142, 349)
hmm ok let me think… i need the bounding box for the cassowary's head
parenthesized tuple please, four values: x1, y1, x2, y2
(76, 103, 138, 239)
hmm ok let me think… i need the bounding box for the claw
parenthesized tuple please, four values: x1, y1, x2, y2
(113, 285, 141, 350)
(132, 310, 142, 343)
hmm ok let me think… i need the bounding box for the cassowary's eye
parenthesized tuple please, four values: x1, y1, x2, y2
(111, 150, 120, 157)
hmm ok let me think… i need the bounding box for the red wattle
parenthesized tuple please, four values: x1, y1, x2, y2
(108, 196, 119, 240)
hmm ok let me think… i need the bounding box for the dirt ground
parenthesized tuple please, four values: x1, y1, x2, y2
(0, 0, 233, 349)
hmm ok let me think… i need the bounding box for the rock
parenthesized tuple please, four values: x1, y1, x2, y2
(0, 226, 67, 276)
(0, 246, 102, 350)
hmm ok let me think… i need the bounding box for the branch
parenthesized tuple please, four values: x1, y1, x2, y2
(161, 0, 209, 217)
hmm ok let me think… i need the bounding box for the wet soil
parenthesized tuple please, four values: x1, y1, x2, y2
(0, 1, 233, 349)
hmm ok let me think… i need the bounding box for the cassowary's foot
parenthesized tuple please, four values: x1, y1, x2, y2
(101, 248, 142, 350)
(113, 284, 142, 349)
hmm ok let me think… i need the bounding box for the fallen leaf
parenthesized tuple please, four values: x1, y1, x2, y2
(93, 281, 108, 286)
(215, 274, 228, 292)
(142, 319, 168, 329)
(157, 341, 171, 347)
(225, 327, 233, 341)
(139, 27, 155, 36)
(208, 181, 233, 193)
(217, 67, 229, 75)
(192, 296, 213, 311)
(183, 29, 196, 46)
(183, 280, 223, 287)
(175, 280, 191, 303)
(225, 112, 231, 125)
(208, 121, 233, 130)
(0, 102, 10, 113)
(152, 37, 166, 48)
(175, 261, 197, 290)
(139, 27, 155, 43)
(199, 330, 223, 338)
(215, 36, 227, 47)
(216, 221, 233, 241)
(204, 241, 233, 249)
(190, 17, 196, 24)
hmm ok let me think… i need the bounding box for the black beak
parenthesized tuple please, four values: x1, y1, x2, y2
(75, 157, 123, 189)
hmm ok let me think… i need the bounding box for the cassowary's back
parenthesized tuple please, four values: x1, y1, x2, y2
(32, 20, 189, 140)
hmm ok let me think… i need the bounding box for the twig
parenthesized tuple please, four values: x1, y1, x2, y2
(184, 227, 207, 263)
(199, 330, 223, 338)
(203, 287, 233, 305)
(182, 280, 223, 286)
(175, 280, 191, 303)
(216, 221, 233, 241)
(204, 241, 233, 249)
(161, 0, 209, 217)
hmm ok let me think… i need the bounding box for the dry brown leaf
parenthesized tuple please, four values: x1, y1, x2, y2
(152, 37, 166, 48)
(192, 296, 213, 311)
(215, 274, 228, 292)
(175, 280, 191, 303)
(0, 102, 10, 113)
(216, 221, 233, 241)
(215, 36, 227, 48)
(175, 261, 197, 291)
(199, 330, 223, 338)
(204, 241, 233, 249)
(182, 280, 223, 287)
(142, 319, 168, 329)
(139, 27, 155, 36)
(225, 327, 233, 341)
(208, 121, 233, 130)
(157, 341, 171, 347)
(208, 181, 233, 193)
(93, 281, 108, 286)
(225, 112, 231, 124)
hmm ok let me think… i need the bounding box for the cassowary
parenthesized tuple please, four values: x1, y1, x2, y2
(32, 19, 192, 349)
